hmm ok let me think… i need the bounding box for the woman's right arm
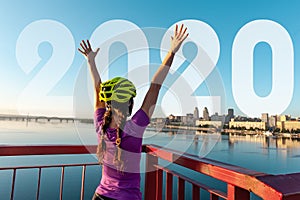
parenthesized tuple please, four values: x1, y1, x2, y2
(78, 40, 105, 110)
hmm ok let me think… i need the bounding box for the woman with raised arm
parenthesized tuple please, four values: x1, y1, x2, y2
(78, 24, 188, 200)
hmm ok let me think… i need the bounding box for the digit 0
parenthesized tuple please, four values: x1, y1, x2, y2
(232, 19, 294, 117)
(89, 19, 150, 111)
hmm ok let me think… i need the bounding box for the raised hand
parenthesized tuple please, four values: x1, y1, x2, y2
(78, 39, 103, 109)
(170, 24, 189, 53)
(78, 40, 100, 61)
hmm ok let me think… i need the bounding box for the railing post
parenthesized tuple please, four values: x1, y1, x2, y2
(60, 167, 65, 200)
(145, 153, 158, 200)
(156, 168, 163, 200)
(80, 165, 86, 200)
(192, 184, 200, 200)
(227, 184, 250, 200)
(178, 177, 185, 200)
(11, 169, 16, 200)
(166, 172, 173, 200)
(36, 168, 42, 200)
(210, 193, 219, 200)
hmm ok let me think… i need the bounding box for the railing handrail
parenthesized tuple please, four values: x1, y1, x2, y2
(1, 144, 300, 199)
(0, 144, 98, 156)
(143, 144, 267, 176)
(0, 162, 99, 171)
(143, 144, 300, 200)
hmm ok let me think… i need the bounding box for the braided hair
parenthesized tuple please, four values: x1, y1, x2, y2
(96, 105, 111, 165)
(96, 98, 134, 173)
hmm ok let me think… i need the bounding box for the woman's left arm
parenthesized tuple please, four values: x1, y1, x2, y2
(141, 24, 189, 118)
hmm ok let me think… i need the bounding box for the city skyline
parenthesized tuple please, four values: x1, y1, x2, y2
(158, 106, 300, 121)
(2, 104, 300, 122)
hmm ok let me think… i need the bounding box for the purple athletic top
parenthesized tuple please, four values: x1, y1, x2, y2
(94, 108, 150, 200)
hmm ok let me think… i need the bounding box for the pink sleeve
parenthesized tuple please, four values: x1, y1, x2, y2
(131, 108, 150, 127)
(123, 108, 150, 138)
(94, 108, 106, 135)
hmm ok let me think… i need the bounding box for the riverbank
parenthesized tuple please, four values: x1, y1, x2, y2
(146, 125, 300, 140)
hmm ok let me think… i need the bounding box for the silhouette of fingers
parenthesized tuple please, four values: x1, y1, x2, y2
(82, 40, 88, 50)
(87, 40, 92, 50)
(179, 24, 184, 35)
(78, 48, 86, 55)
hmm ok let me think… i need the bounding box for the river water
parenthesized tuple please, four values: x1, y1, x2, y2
(1, 120, 300, 199)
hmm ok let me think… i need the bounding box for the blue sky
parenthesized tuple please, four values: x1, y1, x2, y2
(1, 0, 300, 118)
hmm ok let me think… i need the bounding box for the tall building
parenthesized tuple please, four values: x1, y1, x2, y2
(193, 107, 199, 120)
(269, 115, 277, 129)
(203, 107, 209, 121)
(225, 108, 234, 123)
(228, 108, 234, 118)
(261, 113, 269, 128)
(261, 113, 268, 122)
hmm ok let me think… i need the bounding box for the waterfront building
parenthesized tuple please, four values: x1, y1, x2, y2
(234, 115, 261, 122)
(195, 120, 223, 128)
(276, 121, 284, 131)
(269, 115, 277, 130)
(229, 119, 266, 130)
(181, 116, 187, 125)
(261, 113, 269, 128)
(284, 121, 300, 132)
(167, 114, 182, 123)
(168, 114, 176, 121)
(277, 121, 300, 132)
(187, 113, 194, 125)
(175, 115, 182, 122)
(278, 115, 291, 122)
(182, 113, 194, 126)
(211, 112, 225, 123)
(150, 117, 167, 127)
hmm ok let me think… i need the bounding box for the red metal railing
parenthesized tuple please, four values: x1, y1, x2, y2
(2, 162, 99, 200)
(0, 145, 99, 200)
(143, 144, 300, 200)
(1, 144, 300, 200)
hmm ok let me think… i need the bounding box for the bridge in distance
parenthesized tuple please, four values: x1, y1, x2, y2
(0, 114, 93, 123)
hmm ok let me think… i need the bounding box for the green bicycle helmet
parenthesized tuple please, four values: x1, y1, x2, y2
(99, 77, 136, 103)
